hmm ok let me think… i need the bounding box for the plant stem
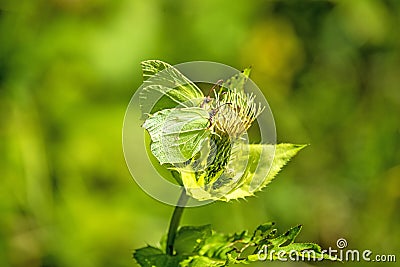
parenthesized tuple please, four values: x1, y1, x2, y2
(166, 189, 189, 255)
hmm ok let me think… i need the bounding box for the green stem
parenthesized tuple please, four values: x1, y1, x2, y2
(166, 189, 189, 255)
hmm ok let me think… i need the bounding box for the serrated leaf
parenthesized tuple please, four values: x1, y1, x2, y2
(134, 223, 337, 266)
(133, 246, 187, 267)
(189, 223, 337, 266)
(221, 143, 308, 201)
(251, 222, 276, 243)
(174, 225, 212, 254)
(180, 255, 226, 267)
(269, 224, 302, 247)
(178, 143, 307, 201)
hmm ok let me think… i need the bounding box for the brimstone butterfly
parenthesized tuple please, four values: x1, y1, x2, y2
(140, 60, 251, 165)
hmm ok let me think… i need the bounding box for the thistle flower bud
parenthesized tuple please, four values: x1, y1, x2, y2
(214, 89, 265, 139)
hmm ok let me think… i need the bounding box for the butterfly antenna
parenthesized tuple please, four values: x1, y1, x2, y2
(208, 79, 224, 97)
(201, 80, 224, 109)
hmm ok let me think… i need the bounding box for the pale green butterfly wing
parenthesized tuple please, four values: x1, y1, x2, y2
(140, 60, 205, 116)
(142, 107, 211, 164)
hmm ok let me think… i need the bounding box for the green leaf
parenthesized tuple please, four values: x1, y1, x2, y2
(142, 107, 211, 164)
(180, 256, 226, 266)
(251, 222, 276, 243)
(174, 225, 212, 254)
(133, 246, 187, 267)
(133, 223, 337, 266)
(178, 143, 307, 201)
(221, 143, 308, 201)
(140, 60, 205, 116)
(269, 224, 302, 247)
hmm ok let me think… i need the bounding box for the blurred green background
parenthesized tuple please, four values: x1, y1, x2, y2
(1, 0, 399, 266)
